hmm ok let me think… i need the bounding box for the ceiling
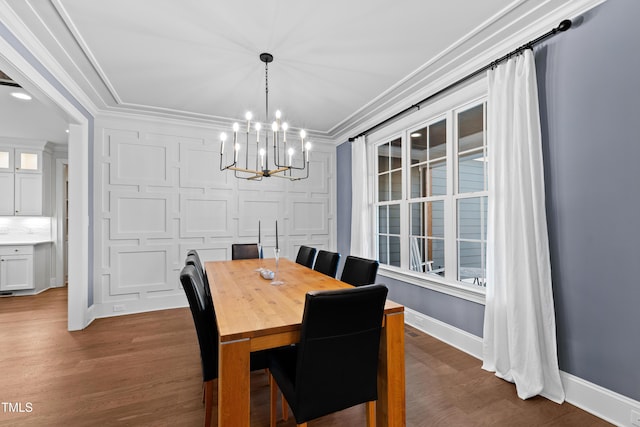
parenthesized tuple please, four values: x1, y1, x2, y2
(2, 0, 593, 142)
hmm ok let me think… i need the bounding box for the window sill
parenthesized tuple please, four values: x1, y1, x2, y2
(378, 265, 486, 305)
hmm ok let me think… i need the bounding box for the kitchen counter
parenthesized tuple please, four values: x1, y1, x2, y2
(0, 240, 53, 245)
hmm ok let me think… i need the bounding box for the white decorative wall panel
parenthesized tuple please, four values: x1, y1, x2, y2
(111, 136, 170, 186)
(111, 192, 172, 238)
(180, 194, 231, 237)
(110, 245, 173, 294)
(290, 198, 329, 235)
(94, 116, 336, 316)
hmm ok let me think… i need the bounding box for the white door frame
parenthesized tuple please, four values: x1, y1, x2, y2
(0, 33, 91, 331)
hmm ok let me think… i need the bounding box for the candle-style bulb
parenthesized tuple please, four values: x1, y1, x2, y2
(275, 110, 282, 120)
(245, 111, 253, 121)
(282, 122, 288, 131)
(232, 122, 239, 132)
(299, 129, 306, 140)
(271, 121, 278, 132)
(220, 132, 227, 142)
(255, 123, 261, 131)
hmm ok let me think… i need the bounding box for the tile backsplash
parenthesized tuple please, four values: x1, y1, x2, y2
(0, 217, 52, 242)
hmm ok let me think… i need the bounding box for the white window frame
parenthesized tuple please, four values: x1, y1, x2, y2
(369, 78, 487, 304)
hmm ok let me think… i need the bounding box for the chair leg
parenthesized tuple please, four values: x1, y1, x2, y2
(365, 401, 376, 427)
(282, 392, 289, 421)
(203, 380, 214, 427)
(269, 373, 277, 427)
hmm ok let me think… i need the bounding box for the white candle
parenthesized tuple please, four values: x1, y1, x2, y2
(259, 148, 265, 168)
(255, 122, 261, 142)
(305, 141, 311, 163)
(234, 143, 240, 162)
(282, 122, 288, 142)
(300, 129, 306, 154)
(220, 132, 227, 155)
(288, 148, 294, 166)
(245, 112, 252, 132)
(232, 122, 239, 146)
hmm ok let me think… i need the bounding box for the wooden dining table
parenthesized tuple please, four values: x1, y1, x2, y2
(205, 257, 406, 426)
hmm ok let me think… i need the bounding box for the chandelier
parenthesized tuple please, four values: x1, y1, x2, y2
(219, 53, 310, 181)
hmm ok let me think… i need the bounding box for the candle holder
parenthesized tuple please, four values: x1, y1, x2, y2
(255, 243, 264, 271)
(271, 248, 284, 285)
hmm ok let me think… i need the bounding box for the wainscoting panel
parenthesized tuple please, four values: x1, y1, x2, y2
(94, 116, 336, 316)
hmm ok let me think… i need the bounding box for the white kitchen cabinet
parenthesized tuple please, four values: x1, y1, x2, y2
(0, 245, 34, 291)
(0, 145, 44, 216)
(14, 173, 43, 215)
(0, 173, 14, 215)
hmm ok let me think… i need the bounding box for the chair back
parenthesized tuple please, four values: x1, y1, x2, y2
(180, 265, 218, 381)
(340, 256, 379, 287)
(295, 245, 317, 268)
(185, 250, 212, 303)
(231, 243, 259, 260)
(313, 250, 340, 278)
(292, 284, 388, 423)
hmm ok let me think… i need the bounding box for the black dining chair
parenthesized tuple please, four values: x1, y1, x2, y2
(231, 243, 259, 260)
(312, 250, 340, 278)
(268, 284, 388, 427)
(340, 255, 379, 287)
(180, 264, 269, 427)
(185, 250, 211, 298)
(295, 245, 317, 268)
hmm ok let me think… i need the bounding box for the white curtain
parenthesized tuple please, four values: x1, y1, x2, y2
(482, 49, 565, 403)
(350, 136, 371, 258)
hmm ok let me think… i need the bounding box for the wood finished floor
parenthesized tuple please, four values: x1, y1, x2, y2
(0, 288, 610, 426)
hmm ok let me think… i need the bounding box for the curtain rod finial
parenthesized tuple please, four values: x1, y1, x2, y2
(557, 19, 572, 32)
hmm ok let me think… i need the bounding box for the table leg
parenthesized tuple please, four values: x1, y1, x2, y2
(218, 338, 251, 427)
(377, 312, 406, 427)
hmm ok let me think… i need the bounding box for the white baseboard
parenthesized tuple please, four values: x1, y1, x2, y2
(404, 308, 640, 427)
(92, 294, 188, 319)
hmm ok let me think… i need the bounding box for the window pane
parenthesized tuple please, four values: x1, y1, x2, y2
(458, 104, 484, 152)
(458, 241, 485, 286)
(409, 164, 424, 198)
(428, 238, 445, 275)
(430, 159, 447, 196)
(410, 127, 428, 165)
(389, 236, 401, 267)
(391, 170, 402, 200)
(388, 204, 400, 234)
(409, 236, 425, 272)
(430, 200, 445, 238)
(458, 103, 486, 194)
(390, 138, 402, 169)
(379, 235, 388, 265)
(458, 150, 485, 193)
(378, 173, 389, 202)
(409, 202, 422, 236)
(429, 119, 447, 159)
(378, 143, 389, 173)
(458, 198, 482, 240)
(378, 206, 388, 233)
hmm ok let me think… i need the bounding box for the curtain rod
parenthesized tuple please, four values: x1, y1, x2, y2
(348, 19, 572, 142)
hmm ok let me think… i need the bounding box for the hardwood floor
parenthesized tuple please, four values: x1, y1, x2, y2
(0, 288, 610, 426)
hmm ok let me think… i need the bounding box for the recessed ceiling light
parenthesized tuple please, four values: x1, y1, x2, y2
(11, 91, 32, 100)
(65, 129, 70, 133)
(410, 132, 422, 138)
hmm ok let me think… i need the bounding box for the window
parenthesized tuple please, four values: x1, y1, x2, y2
(373, 90, 487, 294)
(377, 138, 402, 267)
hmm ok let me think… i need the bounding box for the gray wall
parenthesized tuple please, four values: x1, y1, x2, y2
(336, 0, 640, 402)
(536, 0, 640, 402)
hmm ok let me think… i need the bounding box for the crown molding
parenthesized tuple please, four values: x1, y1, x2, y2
(329, 0, 607, 144)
